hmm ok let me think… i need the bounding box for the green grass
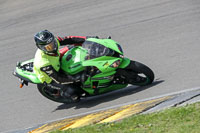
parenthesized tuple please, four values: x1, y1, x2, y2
(51, 102, 200, 133)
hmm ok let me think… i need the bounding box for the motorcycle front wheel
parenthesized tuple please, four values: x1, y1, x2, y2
(124, 61, 154, 86)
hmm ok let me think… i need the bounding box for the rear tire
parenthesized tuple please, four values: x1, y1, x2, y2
(37, 84, 80, 103)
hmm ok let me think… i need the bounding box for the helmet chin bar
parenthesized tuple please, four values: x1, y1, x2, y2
(44, 49, 58, 55)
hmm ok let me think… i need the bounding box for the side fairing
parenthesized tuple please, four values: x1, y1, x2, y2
(82, 56, 126, 95)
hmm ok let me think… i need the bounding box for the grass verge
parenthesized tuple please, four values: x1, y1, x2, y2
(51, 102, 200, 133)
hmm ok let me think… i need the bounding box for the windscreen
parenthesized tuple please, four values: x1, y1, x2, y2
(82, 41, 114, 60)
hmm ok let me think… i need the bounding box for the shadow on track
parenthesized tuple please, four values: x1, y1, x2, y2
(53, 79, 164, 112)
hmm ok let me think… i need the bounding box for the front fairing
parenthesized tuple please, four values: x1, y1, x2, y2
(82, 56, 122, 73)
(61, 46, 124, 74)
(85, 38, 124, 55)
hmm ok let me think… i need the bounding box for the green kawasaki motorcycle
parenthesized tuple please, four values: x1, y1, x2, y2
(13, 38, 154, 103)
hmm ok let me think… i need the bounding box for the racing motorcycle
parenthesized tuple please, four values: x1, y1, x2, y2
(13, 38, 154, 103)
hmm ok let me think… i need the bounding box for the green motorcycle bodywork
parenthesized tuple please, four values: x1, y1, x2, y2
(15, 59, 41, 84)
(14, 38, 131, 95)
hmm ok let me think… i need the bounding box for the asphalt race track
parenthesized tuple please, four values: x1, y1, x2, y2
(1, 0, 200, 132)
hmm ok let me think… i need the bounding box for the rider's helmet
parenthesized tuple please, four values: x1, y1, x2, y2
(34, 30, 58, 55)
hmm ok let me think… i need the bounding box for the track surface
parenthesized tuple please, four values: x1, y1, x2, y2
(1, 0, 200, 132)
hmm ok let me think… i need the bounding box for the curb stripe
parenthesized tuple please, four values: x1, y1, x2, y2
(30, 96, 172, 133)
(99, 96, 171, 123)
(62, 106, 129, 130)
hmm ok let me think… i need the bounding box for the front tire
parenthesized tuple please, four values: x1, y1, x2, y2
(123, 61, 154, 86)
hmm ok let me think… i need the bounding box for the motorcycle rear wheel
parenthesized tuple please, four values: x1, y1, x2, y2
(37, 84, 80, 103)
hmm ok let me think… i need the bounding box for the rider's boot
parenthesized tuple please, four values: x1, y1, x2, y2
(60, 84, 80, 102)
(67, 74, 81, 82)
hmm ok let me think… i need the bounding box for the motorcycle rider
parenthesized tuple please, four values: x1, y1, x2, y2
(33, 30, 98, 101)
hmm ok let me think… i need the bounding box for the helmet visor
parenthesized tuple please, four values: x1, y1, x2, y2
(38, 39, 58, 53)
(45, 41, 57, 52)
